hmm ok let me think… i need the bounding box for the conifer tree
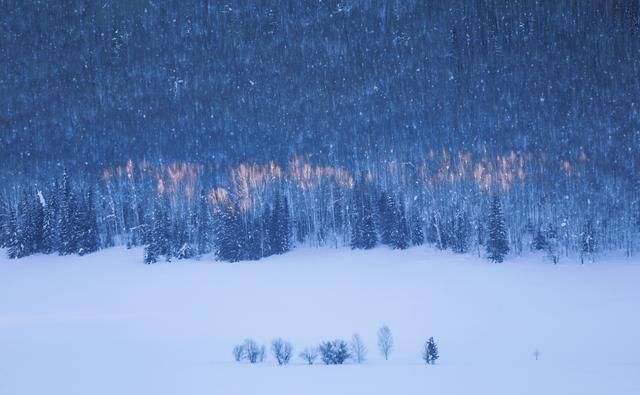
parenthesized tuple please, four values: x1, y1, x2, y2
(545, 224, 559, 264)
(58, 169, 76, 255)
(196, 188, 211, 255)
(361, 196, 377, 249)
(452, 210, 471, 253)
(17, 191, 34, 257)
(32, 191, 45, 254)
(217, 202, 243, 262)
(41, 186, 58, 254)
(581, 219, 595, 263)
(486, 194, 510, 263)
(533, 225, 547, 251)
(426, 214, 440, 246)
(377, 192, 394, 246)
(422, 337, 439, 365)
(5, 208, 19, 259)
(410, 214, 424, 246)
(78, 189, 99, 255)
(390, 201, 409, 249)
(144, 195, 170, 263)
(269, 192, 291, 255)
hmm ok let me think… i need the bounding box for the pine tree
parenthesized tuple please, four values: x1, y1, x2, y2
(32, 191, 45, 253)
(422, 337, 439, 365)
(452, 210, 470, 253)
(5, 208, 19, 259)
(361, 197, 377, 249)
(533, 225, 547, 251)
(41, 186, 58, 254)
(486, 194, 510, 263)
(58, 169, 76, 255)
(377, 192, 394, 245)
(545, 224, 559, 264)
(145, 195, 170, 263)
(17, 191, 34, 257)
(217, 202, 243, 262)
(78, 189, 99, 255)
(281, 196, 292, 252)
(196, 188, 211, 255)
(410, 214, 424, 246)
(269, 192, 291, 255)
(390, 201, 409, 249)
(245, 215, 262, 260)
(426, 214, 439, 246)
(581, 219, 595, 264)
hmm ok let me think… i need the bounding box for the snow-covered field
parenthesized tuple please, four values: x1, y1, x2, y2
(0, 246, 639, 395)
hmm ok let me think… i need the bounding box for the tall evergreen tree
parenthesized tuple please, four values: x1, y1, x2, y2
(17, 191, 34, 257)
(351, 181, 377, 250)
(533, 225, 547, 251)
(5, 207, 19, 259)
(196, 188, 212, 255)
(361, 197, 377, 249)
(32, 191, 45, 254)
(41, 185, 58, 254)
(410, 214, 424, 246)
(58, 169, 76, 255)
(144, 195, 170, 264)
(452, 210, 471, 253)
(269, 192, 291, 255)
(581, 219, 595, 263)
(78, 189, 99, 255)
(390, 201, 409, 250)
(377, 192, 395, 246)
(486, 194, 510, 263)
(217, 202, 244, 262)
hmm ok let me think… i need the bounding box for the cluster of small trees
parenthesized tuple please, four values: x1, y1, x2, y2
(143, 189, 292, 264)
(232, 326, 439, 366)
(2, 169, 99, 259)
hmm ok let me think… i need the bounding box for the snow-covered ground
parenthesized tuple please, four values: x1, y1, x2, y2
(0, 246, 639, 395)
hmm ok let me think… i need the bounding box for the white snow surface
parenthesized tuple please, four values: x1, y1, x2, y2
(0, 246, 639, 395)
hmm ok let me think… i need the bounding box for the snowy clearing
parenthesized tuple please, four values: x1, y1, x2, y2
(0, 247, 639, 395)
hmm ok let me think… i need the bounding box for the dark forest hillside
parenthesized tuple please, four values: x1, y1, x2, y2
(1, 1, 639, 263)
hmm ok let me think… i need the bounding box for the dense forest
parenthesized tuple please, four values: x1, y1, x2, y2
(1, 0, 639, 263)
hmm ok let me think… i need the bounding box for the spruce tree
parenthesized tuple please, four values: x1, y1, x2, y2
(390, 201, 409, 249)
(32, 191, 45, 253)
(196, 188, 211, 255)
(426, 214, 439, 246)
(5, 208, 19, 259)
(78, 189, 99, 255)
(269, 192, 291, 255)
(41, 186, 58, 254)
(423, 337, 439, 365)
(217, 202, 243, 262)
(245, 215, 262, 260)
(281, 196, 291, 252)
(533, 225, 547, 251)
(486, 194, 510, 263)
(410, 214, 424, 246)
(546, 224, 559, 264)
(581, 219, 595, 263)
(452, 210, 470, 253)
(145, 195, 170, 263)
(58, 169, 75, 255)
(361, 196, 377, 249)
(17, 191, 34, 257)
(377, 192, 394, 245)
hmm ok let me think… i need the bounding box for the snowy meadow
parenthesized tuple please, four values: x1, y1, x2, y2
(1, 246, 638, 395)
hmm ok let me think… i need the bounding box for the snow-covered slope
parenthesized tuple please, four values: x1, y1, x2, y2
(0, 247, 638, 395)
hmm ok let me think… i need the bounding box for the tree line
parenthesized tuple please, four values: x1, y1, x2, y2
(0, 154, 623, 265)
